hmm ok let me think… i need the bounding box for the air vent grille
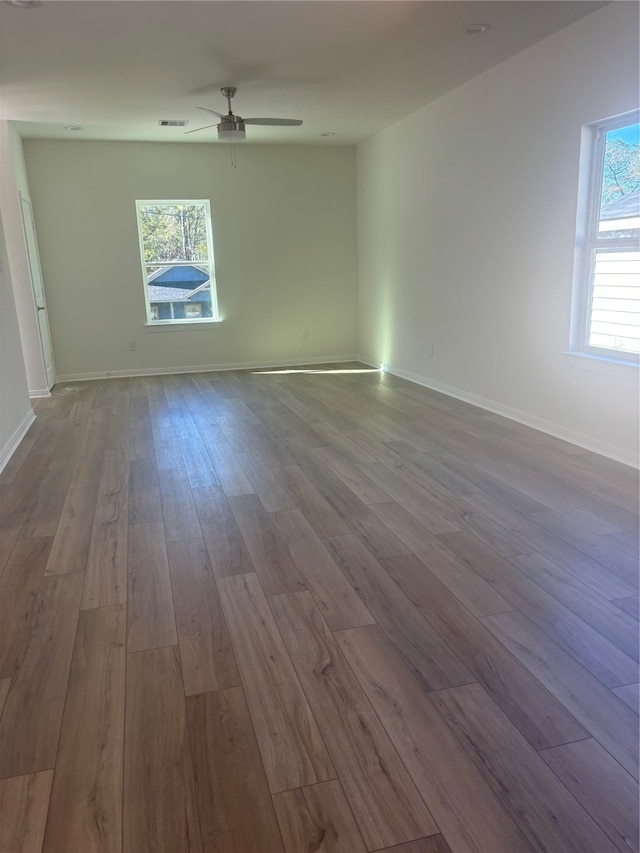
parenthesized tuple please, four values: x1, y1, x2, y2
(158, 120, 188, 127)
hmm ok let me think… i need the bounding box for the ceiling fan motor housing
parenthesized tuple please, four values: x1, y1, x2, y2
(218, 117, 246, 142)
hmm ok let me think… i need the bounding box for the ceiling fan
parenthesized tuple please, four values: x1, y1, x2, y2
(186, 86, 302, 142)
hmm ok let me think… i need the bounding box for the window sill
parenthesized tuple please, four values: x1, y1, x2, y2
(144, 319, 223, 332)
(562, 350, 639, 380)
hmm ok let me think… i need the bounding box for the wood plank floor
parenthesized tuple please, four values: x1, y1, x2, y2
(0, 363, 637, 853)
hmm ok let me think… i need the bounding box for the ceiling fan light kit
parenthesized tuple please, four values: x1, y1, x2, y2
(217, 120, 246, 142)
(188, 86, 302, 142)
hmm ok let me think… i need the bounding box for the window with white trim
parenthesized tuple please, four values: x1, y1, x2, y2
(571, 111, 639, 363)
(135, 200, 219, 325)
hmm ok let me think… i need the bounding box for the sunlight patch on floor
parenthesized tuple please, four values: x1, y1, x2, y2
(252, 368, 381, 375)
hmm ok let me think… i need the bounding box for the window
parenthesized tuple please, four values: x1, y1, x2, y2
(184, 304, 203, 319)
(571, 112, 639, 363)
(135, 200, 218, 325)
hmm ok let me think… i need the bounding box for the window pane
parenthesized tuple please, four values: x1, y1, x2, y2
(598, 122, 640, 239)
(139, 203, 210, 263)
(587, 249, 640, 354)
(146, 263, 213, 322)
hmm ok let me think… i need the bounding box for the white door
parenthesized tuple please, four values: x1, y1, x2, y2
(20, 194, 55, 389)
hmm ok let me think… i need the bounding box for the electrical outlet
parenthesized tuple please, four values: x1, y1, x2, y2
(302, 330, 310, 342)
(128, 340, 137, 351)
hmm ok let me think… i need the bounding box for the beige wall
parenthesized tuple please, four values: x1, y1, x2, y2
(24, 140, 358, 378)
(0, 208, 33, 471)
(357, 2, 639, 465)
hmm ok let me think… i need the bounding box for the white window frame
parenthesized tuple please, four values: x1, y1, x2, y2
(135, 199, 220, 327)
(569, 110, 639, 365)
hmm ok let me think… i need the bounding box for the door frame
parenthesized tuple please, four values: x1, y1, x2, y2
(19, 193, 55, 391)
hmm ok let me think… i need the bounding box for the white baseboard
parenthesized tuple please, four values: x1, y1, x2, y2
(56, 354, 360, 383)
(29, 388, 51, 399)
(0, 409, 36, 475)
(359, 354, 638, 468)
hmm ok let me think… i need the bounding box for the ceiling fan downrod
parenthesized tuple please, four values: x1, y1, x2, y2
(221, 86, 237, 116)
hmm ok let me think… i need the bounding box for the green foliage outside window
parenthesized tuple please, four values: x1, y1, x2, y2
(139, 203, 209, 263)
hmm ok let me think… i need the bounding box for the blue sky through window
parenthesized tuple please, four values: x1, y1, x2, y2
(607, 123, 639, 145)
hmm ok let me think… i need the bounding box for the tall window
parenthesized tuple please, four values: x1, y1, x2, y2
(135, 200, 218, 324)
(571, 112, 639, 363)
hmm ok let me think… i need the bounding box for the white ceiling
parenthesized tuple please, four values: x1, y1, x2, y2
(0, 0, 607, 145)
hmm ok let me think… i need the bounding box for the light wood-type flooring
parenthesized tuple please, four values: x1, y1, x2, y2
(0, 363, 638, 853)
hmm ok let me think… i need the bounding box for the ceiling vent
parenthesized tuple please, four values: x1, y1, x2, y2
(158, 120, 188, 127)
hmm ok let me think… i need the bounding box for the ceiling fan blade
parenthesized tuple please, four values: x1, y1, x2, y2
(197, 107, 225, 118)
(184, 123, 219, 135)
(243, 118, 303, 126)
